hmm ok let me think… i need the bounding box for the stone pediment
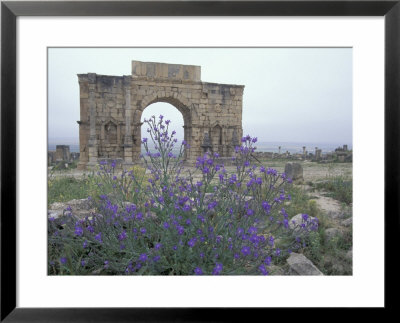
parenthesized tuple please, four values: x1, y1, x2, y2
(210, 121, 223, 128)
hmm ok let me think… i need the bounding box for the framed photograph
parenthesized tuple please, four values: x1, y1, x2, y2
(1, 0, 399, 321)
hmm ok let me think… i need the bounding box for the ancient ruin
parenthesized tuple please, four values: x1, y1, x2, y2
(77, 60, 244, 170)
(48, 145, 80, 168)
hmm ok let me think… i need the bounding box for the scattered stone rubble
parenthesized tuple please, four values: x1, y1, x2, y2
(48, 198, 94, 220)
(252, 144, 352, 163)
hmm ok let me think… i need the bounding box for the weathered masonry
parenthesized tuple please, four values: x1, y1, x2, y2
(77, 60, 244, 169)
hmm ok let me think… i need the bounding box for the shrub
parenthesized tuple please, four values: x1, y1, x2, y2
(316, 176, 352, 205)
(48, 115, 317, 275)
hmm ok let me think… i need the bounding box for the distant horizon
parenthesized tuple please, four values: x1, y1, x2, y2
(48, 136, 352, 146)
(48, 138, 352, 155)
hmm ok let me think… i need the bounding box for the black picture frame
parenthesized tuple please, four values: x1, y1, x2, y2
(1, 1, 399, 321)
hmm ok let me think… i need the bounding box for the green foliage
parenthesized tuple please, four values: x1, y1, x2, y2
(48, 165, 148, 206)
(48, 176, 96, 206)
(304, 231, 323, 262)
(301, 215, 352, 275)
(316, 176, 352, 205)
(284, 186, 321, 220)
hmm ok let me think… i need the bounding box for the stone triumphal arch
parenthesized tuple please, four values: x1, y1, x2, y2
(77, 60, 244, 169)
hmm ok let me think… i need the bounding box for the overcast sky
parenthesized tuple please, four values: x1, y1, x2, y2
(48, 47, 352, 145)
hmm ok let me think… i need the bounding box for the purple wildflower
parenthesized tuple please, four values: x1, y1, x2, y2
(74, 225, 83, 236)
(95, 232, 102, 243)
(264, 256, 272, 266)
(258, 264, 269, 275)
(269, 236, 275, 246)
(241, 246, 251, 256)
(212, 263, 223, 275)
(188, 238, 197, 248)
(175, 225, 184, 235)
(248, 227, 257, 234)
(118, 230, 127, 241)
(139, 253, 148, 262)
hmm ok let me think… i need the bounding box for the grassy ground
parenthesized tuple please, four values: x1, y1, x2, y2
(48, 174, 99, 206)
(313, 176, 352, 205)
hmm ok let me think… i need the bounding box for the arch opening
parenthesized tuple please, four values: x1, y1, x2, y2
(139, 102, 186, 158)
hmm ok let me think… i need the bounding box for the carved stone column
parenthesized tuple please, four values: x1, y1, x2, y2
(183, 125, 191, 160)
(87, 73, 98, 166)
(123, 76, 133, 164)
(232, 128, 239, 148)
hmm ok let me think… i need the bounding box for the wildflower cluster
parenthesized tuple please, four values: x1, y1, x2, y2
(48, 115, 317, 275)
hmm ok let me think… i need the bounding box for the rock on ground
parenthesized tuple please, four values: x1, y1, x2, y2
(324, 228, 343, 242)
(285, 162, 303, 181)
(287, 252, 324, 275)
(345, 249, 353, 261)
(341, 217, 352, 227)
(48, 198, 94, 220)
(289, 213, 318, 232)
(312, 194, 346, 219)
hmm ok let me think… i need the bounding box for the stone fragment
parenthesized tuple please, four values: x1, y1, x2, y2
(341, 217, 352, 227)
(48, 198, 94, 220)
(55, 145, 71, 163)
(289, 213, 319, 232)
(345, 249, 353, 261)
(287, 252, 324, 275)
(284, 162, 303, 181)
